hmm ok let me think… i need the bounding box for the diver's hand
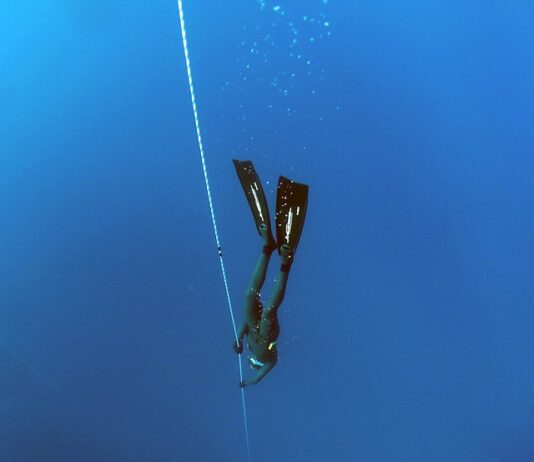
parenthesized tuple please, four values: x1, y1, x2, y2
(233, 340, 243, 354)
(239, 380, 247, 388)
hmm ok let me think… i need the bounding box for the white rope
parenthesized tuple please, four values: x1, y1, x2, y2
(176, 2, 251, 460)
(0, 338, 60, 393)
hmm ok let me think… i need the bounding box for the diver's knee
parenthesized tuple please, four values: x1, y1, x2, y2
(244, 288, 259, 301)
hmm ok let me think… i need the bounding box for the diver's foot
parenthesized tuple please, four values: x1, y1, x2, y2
(259, 223, 276, 253)
(280, 244, 293, 264)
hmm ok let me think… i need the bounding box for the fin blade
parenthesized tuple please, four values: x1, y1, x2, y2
(275, 175, 309, 255)
(233, 159, 272, 236)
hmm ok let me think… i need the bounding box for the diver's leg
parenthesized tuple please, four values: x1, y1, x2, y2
(259, 244, 291, 338)
(244, 224, 276, 325)
(258, 270, 287, 338)
(245, 224, 276, 296)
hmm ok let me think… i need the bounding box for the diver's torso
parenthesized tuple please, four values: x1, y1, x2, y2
(247, 324, 277, 362)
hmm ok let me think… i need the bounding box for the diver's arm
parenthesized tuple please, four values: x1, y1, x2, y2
(233, 322, 248, 354)
(238, 322, 248, 341)
(241, 356, 277, 387)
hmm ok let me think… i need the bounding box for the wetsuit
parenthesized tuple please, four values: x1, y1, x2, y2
(236, 244, 289, 386)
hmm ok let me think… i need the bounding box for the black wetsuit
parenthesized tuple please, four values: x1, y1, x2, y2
(236, 245, 289, 386)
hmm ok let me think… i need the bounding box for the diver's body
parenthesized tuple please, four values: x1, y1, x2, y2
(232, 159, 308, 387)
(234, 224, 292, 387)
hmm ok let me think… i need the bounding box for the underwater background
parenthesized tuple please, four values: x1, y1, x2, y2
(2, 1, 534, 461)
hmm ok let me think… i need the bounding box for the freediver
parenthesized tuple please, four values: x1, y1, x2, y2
(232, 160, 308, 387)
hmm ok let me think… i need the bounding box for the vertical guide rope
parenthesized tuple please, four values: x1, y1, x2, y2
(0, 338, 60, 393)
(176, 2, 251, 461)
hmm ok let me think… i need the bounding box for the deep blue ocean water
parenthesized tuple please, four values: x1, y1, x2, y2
(2, 1, 534, 461)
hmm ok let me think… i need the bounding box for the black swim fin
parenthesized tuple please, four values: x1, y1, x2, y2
(275, 175, 309, 256)
(233, 159, 273, 236)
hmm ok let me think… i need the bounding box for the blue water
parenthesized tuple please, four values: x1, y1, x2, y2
(2, 1, 534, 461)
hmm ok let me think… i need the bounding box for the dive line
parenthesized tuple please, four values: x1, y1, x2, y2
(0, 337, 60, 393)
(176, 2, 252, 461)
